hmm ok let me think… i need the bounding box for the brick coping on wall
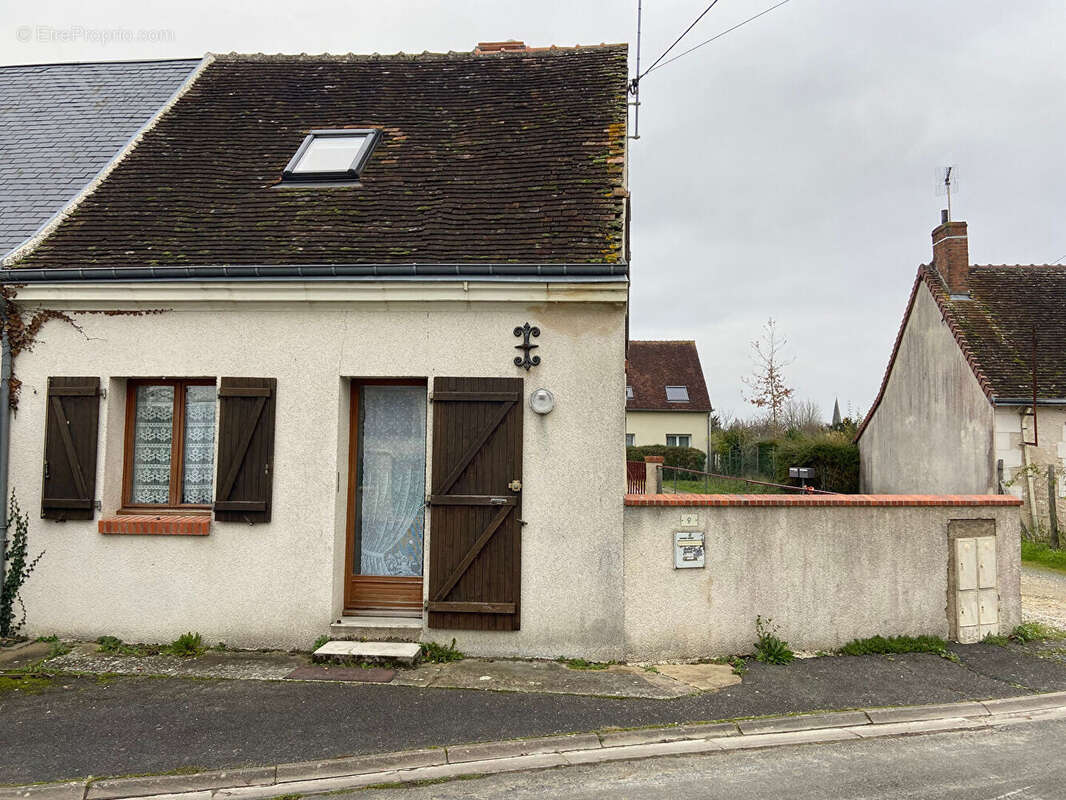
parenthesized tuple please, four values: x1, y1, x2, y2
(624, 494, 1024, 507)
(99, 515, 211, 535)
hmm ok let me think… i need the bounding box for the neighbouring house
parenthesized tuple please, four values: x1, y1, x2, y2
(858, 213, 1066, 535)
(625, 340, 712, 457)
(0, 58, 200, 257)
(2, 43, 631, 658)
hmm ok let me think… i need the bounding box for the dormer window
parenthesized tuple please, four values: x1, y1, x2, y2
(665, 385, 689, 403)
(282, 129, 379, 182)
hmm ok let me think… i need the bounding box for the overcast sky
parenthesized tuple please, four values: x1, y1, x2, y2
(3, 1, 1064, 422)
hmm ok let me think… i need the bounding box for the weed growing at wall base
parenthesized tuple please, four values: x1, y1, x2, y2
(753, 616, 794, 665)
(0, 493, 43, 638)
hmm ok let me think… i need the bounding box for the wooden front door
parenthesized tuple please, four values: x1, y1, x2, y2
(427, 377, 523, 631)
(344, 380, 428, 615)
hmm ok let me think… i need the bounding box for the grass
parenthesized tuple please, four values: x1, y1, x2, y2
(0, 674, 56, 695)
(661, 475, 783, 495)
(1012, 622, 1066, 643)
(839, 634, 957, 661)
(558, 657, 614, 671)
(1021, 539, 1066, 574)
(96, 632, 206, 658)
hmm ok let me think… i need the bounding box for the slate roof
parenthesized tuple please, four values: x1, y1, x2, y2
(9, 46, 629, 272)
(626, 340, 712, 412)
(857, 263, 1066, 440)
(0, 59, 200, 256)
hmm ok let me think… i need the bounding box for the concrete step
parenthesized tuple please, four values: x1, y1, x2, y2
(330, 615, 423, 643)
(313, 640, 422, 665)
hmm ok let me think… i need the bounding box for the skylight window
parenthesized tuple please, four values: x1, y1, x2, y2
(282, 129, 379, 182)
(666, 386, 690, 403)
(626, 386, 634, 399)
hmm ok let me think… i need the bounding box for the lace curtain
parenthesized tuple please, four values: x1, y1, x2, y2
(130, 384, 215, 505)
(358, 386, 427, 577)
(130, 385, 174, 504)
(182, 386, 216, 504)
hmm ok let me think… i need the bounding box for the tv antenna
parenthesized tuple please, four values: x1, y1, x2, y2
(937, 166, 958, 221)
(629, 0, 643, 140)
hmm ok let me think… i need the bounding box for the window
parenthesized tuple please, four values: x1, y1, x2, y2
(666, 434, 691, 448)
(626, 386, 634, 399)
(666, 386, 690, 403)
(282, 129, 379, 182)
(626, 433, 635, 447)
(124, 379, 216, 509)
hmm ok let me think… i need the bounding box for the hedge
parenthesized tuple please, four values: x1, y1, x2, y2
(626, 445, 706, 472)
(772, 432, 859, 493)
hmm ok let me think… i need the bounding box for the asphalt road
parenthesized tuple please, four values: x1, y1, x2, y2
(4, 643, 1066, 784)
(355, 714, 1066, 800)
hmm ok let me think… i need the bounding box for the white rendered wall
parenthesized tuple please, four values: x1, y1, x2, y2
(859, 285, 995, 493)
(623, 503, 1022, 661)
(625, 410, 710, 455)
(12, 293, 627, 659)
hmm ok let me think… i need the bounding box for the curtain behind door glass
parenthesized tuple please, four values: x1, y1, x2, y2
(358, 386, 427, 577)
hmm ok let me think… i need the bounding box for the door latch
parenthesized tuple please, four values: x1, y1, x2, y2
(508, 479, 522, 492)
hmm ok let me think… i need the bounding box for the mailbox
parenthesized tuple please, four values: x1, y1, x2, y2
(674, 531, 705, 569)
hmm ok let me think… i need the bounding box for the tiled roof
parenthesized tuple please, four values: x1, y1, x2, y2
(626, 340, 712, 412)
(0, 59, 200, 256)
(935, 265, 1066, 399)
(857, 263, 1066, 440)
(10, 46, 629, 271)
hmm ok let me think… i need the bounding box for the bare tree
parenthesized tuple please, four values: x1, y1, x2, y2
(783, 398, 823, 433)
(742, 318, 795, 430)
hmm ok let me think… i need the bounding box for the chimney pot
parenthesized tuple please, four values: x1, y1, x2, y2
(931, 216, 969, 295)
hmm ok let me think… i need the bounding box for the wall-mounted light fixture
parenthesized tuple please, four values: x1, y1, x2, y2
(529, 388, 555, 415)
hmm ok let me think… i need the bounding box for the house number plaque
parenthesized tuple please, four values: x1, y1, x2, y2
(674, 531, 705, 569)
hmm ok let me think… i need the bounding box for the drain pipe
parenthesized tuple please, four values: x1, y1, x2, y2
(0, 302, 10, 595)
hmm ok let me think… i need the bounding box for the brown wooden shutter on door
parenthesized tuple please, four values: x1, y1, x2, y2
(41, 376, 100, 520)
(214, 378, 276, 523)
(428, 377, 523, 631)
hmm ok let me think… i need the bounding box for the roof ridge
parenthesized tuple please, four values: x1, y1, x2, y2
(208, 44, 627, 62)
(0, 57, 201, 69)
(971, 263, 1066, 269)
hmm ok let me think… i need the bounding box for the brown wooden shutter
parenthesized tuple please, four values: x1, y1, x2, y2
(41, 376, 100, 521)
(214, 378, 276, 523)
(428, 377, 523, 631)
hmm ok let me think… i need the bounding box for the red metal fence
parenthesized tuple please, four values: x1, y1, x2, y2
(626, 461, 647, 494)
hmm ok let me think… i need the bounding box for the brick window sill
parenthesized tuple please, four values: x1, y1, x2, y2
(99, 515, 211, 536)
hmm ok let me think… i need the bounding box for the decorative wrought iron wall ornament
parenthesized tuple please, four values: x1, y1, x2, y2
(513, 323, 541, 370)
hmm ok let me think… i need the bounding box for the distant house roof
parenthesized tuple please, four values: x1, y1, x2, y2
(626, 340, 712, 412)
(6, 46, 629, 275)
(857, 263, 1066, 440)
(0, 58, 200, 257)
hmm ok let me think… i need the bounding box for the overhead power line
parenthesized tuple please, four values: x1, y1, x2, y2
(639, 0, 724, 80)
(644, 0, 794, 76)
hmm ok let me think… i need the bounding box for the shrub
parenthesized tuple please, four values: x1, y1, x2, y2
(773, 431, 859, 493)
(626, 445, 706, 472)
(753, 616, 794, 665)
(1, 493, 44, 638)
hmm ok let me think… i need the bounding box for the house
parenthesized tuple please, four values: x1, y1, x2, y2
(1, 43, 631, 658)
(858, 213, 1066, 534)
(0, 49, 1022, 661)
(625, 340, 713, 456)
(0, 58, 200, 257)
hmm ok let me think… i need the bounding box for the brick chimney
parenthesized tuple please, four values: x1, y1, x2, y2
(931, 210, 969, 295)
(475, 41, 528, 53)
